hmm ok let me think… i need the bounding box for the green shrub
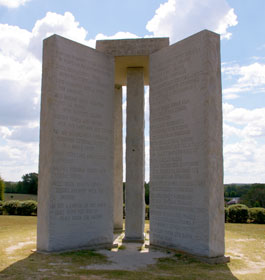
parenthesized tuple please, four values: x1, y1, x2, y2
(3, 200, 21, 215)
(2, 200, 37, 215)
(123, 204, 125, 219)
(225, 207, 229, 222)
(228, 204, 249, 223)
(0, 176, 4, 201)
(0, 201, 3, 215)
(145, 205, 149, 220)
(19, 200, 37, 216)
(249, 207, 265, 224)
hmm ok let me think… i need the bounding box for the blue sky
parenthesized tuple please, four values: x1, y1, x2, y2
(0, 0, 265, 183)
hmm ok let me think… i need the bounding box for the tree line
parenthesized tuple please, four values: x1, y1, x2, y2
(4, 173, 38, 195)
(224, 183, 265, 208)
(1, 174, 264, 208)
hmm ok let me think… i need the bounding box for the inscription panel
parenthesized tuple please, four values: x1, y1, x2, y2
(37, 35, 114, 252)
(150, 30, 224, 258)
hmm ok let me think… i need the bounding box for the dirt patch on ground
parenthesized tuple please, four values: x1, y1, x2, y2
(227, 247, 265, 275)
(5, 241, 35, 254)
(233, 260, 265, 275)
(80, 233, 173, 271)
(81, 245, 172, 271)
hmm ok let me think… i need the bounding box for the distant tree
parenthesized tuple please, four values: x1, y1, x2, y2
(4, 181, 18, 193)
(224, 184, 251, 198)
(0, 176, 5, 201)
(20, 173, 38, 195)
(16, 181, 24, 194)
(241, 184, 265, 208)
(4, 173, 38, 195)
(123, 182, 125, 203)
(10, 173, 38, 195)
(145, 182, 149, 205)
(230, 191, 236, 197)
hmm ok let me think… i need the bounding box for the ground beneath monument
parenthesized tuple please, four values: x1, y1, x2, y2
(1, 217, 265, 280)
(80, 232, 173, 271)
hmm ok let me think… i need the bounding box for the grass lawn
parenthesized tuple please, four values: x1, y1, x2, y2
(0, 216, 264, 280)
(4, 193, 38, 201)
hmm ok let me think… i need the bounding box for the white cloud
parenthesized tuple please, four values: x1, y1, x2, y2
(221, 63, 265, 183)
(0, 11, 94, 128)
(223, 123, 242, 140)
(29, 12, 90, 60)
(7, 123, 39, 143)
(223, 103, 265, 138)
(88, 31, 139, 49)
(0, 126, 12, 139)
(146, 0, 238, 43)
(0, 8, 263, 185)
(215, 7, 237, 39)
(238, 63, 265, 88)
(28, 11, 139, 58)
(0, 24, 31, 59)
(0, 11, 95, 180)
(223, 93, 239, 100)
(250, 56, 265, 62)
(223, 103, 265, 183)
(0, 141, 39, 181)
(0, 24, 41, 127)
(0, 0, 30, 8)
(0, 10, 141, 181)
(222, 62, 265, 98)
(224, 139, 265, 183)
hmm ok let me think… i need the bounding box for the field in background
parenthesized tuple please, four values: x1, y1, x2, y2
(4, 193, 37, 201)
(0, 216, 264, 280)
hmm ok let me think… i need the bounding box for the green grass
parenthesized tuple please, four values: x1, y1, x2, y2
(118, 245, 126, 250)
(4, 193, 37, 201)
(225, 223, 265, 279)
(0, 216, 264, 280)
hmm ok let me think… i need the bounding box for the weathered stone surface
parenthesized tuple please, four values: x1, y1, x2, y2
(37, 35, 115, 252)
(149, 30, 224, 258)
(124, 67, 145, 242)
(113, 85, 123, 230)
(96, 38, 169, 56)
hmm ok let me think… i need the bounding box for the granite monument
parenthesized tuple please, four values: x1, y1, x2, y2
(37, 30, 227, 263)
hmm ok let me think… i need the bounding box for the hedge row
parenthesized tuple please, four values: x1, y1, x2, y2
(0, 200, 37, 216)
(1, 200, 264, 223)
(0, 201, 3, 215)
(225, 204, 265, 224)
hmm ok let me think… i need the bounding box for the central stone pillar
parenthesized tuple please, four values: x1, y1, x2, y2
(124, 67, 145, 242)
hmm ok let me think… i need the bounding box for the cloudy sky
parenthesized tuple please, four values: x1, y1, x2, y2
(0, 0, 264, 183)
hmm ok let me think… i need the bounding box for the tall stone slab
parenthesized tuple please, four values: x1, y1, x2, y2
(125, 67, 145, 241)
(149, 30, 224, 258)
(113, 85, 123, 230)
(37, 35, 114, 252)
